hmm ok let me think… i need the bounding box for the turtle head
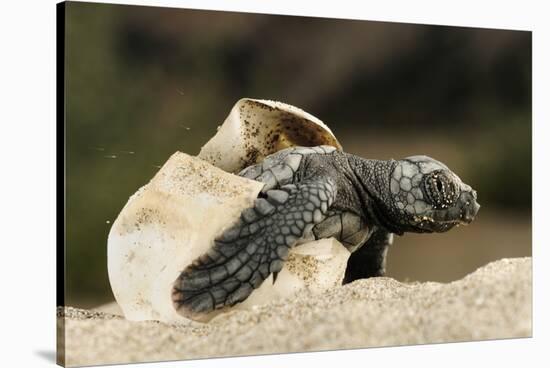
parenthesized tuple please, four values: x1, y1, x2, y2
(387, 155, 480, 234)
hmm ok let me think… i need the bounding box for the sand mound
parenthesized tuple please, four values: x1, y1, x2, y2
(58, 257, 531, 367)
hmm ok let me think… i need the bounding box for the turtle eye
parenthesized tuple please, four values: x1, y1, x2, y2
(435, 178, 443, 192)
(423, 171, 457, 209)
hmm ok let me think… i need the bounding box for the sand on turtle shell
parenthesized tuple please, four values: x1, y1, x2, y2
(57, 257, 532, 367)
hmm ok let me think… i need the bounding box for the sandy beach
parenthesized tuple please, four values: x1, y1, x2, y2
(58, 257, 531, 367)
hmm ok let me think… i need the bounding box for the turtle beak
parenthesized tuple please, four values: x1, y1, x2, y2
(460, 190, 480, 224)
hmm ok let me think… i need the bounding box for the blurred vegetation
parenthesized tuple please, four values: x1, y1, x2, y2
(63, 2, 531, 306)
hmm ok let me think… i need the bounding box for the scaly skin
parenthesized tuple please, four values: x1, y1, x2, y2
(172, 146, 480, 318)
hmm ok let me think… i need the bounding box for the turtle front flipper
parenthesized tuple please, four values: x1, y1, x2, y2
(172, 178, 337, 318)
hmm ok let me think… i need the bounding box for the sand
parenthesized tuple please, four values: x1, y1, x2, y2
(58, 257, 532, 367)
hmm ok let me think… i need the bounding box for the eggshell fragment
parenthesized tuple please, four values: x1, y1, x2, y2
(199, 98, 342, 173)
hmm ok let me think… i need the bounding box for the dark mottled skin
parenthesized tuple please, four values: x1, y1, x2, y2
(172, 146, 480, 317)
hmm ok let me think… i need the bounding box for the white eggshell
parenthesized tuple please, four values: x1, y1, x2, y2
(198, 98, 342, 173)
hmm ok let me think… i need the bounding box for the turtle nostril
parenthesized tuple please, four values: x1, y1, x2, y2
(473, 201, 480, 215)
(458, 190, 480, 223)
(462, 200, 480, 223)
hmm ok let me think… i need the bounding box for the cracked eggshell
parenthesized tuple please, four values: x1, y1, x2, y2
(198, 98, 342, 173)
(107, 152, 350, 324)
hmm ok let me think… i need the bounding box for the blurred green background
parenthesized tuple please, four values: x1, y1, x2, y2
(64, 2, 531, 307)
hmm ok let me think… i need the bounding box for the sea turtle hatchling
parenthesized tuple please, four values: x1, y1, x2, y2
(172, 145, 480, 318)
